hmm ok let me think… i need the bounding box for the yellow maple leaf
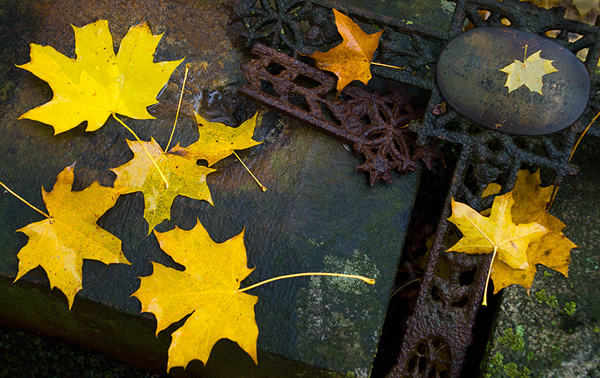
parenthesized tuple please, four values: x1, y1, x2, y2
(448, 194, 548, 270)
(112, 139, 215, 233)
(519, 0, 560, 9)
(170, 111, 261, 166)
(132, 220, 258, 371)
(573, 0, 600, 17)
(15, 165, 130, 308)
(500, 49, 558, 95)
(18, 20, 182, 134)
(309, 9, 383, 93)
(447, 193, 549, 305)
(489, 170, 576, 294)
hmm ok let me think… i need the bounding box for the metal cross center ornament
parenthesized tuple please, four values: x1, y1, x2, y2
(436, 27, 590, 135)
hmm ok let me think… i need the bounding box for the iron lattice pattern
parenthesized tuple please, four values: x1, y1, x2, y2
(230, 0, 600, 376)
(239, 43, 438, 184)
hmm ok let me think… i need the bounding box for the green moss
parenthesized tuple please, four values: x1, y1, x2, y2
(534, 289, 546, 303)
(534, 289, 559, 309)
(564, 302, 576, 316)
(483, 351, 531, 378)
(594, 326, 600, 334)
(484, 352, 504, 377)
(543, 271, 552, 279)
(497, 326, 525, 352)
(503, 362, 531, 378)
(526, 351, 535, 361)
(504, 363, 519, 377)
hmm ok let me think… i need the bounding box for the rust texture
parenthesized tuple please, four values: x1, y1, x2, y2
(239, 43, 436, 185)
(231, 0, 600, 376)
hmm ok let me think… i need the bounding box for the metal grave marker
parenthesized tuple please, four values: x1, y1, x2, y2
(436, 27, 590, 135)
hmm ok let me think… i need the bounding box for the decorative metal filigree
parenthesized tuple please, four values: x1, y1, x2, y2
(239, 43, 437, 184)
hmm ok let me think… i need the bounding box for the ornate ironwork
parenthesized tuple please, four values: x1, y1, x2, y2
(230, 0, 600, 376)
(239, 43, 436, 184)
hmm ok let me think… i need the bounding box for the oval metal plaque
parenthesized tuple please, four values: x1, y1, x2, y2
(436, 27, 590, 135)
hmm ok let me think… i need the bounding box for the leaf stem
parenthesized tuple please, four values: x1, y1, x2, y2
(0, 181, 49, 218)
(165, 63, 190, 153)
(371, 61, 405, 70)
(570, 109, 600, 161)
(482, 246, 498, 306)
(113, 114, 169, 188)
(233, 151, 267, 192)
(238, 272, 375, 292)
(390, 278, 421, 299)
(548, 109, 600, 209)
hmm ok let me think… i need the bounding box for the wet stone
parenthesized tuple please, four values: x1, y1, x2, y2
(0, 1, 421, 376)
(436, 27, 590, 135)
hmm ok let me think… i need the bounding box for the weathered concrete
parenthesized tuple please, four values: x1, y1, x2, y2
(0, 0, 421, 376)
(480, 137, 600, 377)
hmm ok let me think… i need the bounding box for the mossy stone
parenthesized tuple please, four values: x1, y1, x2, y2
(480, 138, 600, 377)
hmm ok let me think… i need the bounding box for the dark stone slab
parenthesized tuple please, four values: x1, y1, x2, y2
(437, 27, 590, 135)
(335, 0, 455, 31)
(480, 137, 600, 377)
(0, 1, 420, 376)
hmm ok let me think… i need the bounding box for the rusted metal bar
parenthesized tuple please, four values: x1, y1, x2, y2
(239, 43, 437, 185)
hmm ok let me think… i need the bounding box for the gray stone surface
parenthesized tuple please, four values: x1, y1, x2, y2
(480, 137, 600, 377)
(0, 0, 422, 376)
(340, 0, 455, 31)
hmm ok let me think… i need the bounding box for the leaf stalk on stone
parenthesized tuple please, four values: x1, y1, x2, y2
(3, 165, 130, 309)
(133, 220, 375, 371)
(170, 111, 266, 190)
(112, 114, 169, 188)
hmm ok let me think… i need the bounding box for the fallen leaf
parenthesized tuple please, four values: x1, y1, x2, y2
(519, 0, 560, 9)
(18, 20, 182, 134)
(112, 139, 215, 233)
(500, 49, 558, 95)
(572, 0, 600, 17)
(308, 9, 383, 93)
(489, 170, 576, 293)
(482, 182, 502, 198)
(15, 164, 129, 308)
(132, 220, 258, 371)
(447, 194, 548, 271)
(170, 111, 261, 166)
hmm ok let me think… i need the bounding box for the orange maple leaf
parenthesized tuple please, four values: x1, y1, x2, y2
(488, 170, 576, 294)
(112, 139, 215, 233)
(15, 164, 129, 308)
(309, 9, 383, 93)
(132, 221, 258, 371)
